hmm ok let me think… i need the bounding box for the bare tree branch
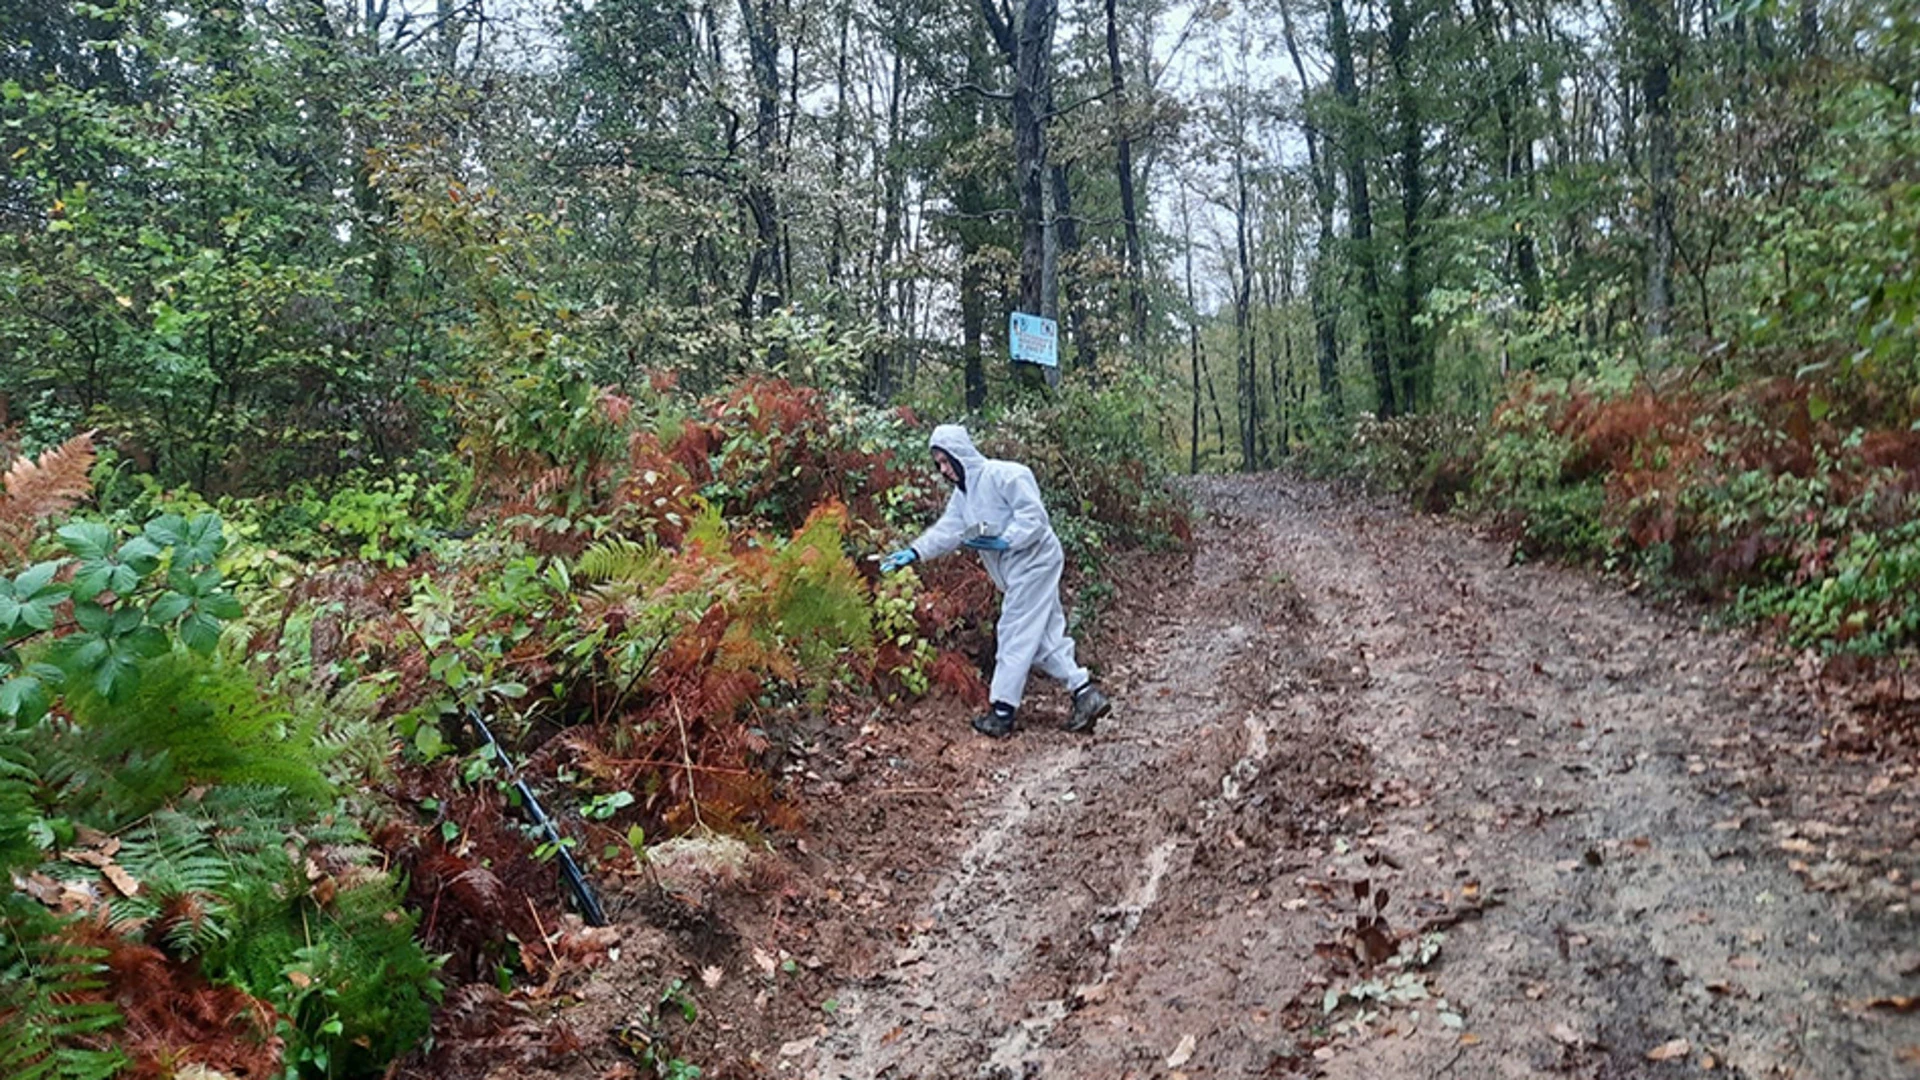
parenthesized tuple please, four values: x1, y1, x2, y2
(944, 81, 1015, 101)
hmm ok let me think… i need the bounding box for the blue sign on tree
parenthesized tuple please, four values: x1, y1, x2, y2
(1008, 312, 1059, 368)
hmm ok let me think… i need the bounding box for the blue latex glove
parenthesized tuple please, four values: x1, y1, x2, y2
(879, 549, 918, 573)
(963, 535, 1010, 552)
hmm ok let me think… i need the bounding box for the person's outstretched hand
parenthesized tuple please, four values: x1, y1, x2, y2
(879, 549, 918, 573)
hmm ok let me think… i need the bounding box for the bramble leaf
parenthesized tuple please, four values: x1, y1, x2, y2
(57, 521, 114, 561)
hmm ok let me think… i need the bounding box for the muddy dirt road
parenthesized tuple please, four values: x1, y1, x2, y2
(781, 474, 1920, 1079)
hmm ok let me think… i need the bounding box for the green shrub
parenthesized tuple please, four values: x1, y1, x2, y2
(0, 732, 124, 1080)
(1343, 411, 1481, 498)
(94, 794, 442, 1080)
(1735, 517, 1920, 655)
(245, 470, 462, 568)
(979, 370, 1193, 555)
(251, 881, 443, 1080)
(1464, 389, 1620, 560)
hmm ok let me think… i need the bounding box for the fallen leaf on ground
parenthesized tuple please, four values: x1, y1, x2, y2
(779, 1035, 817, 1057)
(101, 864, 139, 898)
(753, 948, 778, 975)
(72, 824, 113, 848)
(700, 965, 723, 989)
(1549, 1022, 1581, 1046)
(1646, 1037, 1690, 1061)
(1073, 982, 1110, 1006)
(1166, 1033, 1196, 1068)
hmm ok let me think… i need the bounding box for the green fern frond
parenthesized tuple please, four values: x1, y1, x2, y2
(0, 732, 43, 874)
(60, 651, 334, 825)
(274, 879, 443, 1078)
(313, 716, 393, 790)
(157, 896, 233, 959)
(117, 811, 231, 899)
(576, 536, 667, 584)
(0, 899, 127, 1080)
(103, 894, 160, 938)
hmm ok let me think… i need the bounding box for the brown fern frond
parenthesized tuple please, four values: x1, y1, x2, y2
(0, 431, 95, 563)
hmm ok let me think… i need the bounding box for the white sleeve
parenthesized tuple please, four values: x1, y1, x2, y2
(911, 491, 970, 561)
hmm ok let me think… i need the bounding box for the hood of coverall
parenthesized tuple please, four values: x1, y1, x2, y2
(929, 423, 988, 493)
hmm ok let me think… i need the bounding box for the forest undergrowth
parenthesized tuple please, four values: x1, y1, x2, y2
(1335, 369, 1920, 759)
(0, 369, 1187, 1079)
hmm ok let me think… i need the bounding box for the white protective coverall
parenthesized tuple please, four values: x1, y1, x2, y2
(907, 424, 1089, 709)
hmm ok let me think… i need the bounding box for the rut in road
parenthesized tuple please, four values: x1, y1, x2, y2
(801, 474, 1920, 1080)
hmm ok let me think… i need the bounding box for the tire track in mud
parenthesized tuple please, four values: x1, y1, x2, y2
(802, 505, 1301, 1079)
(1228, 475, 1920, 1080)
(801, 475, 1920, 1079)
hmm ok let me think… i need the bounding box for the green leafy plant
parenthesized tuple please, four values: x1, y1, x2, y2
(583, 789, 636, 820)
(0, 721, 125, 1080)
(262, 881, 443, 1080)
(1, 511, 243, 723)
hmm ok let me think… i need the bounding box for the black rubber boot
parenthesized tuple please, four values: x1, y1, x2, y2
(1065, 684, 1110, 734)
(972, 702, 1017, 738)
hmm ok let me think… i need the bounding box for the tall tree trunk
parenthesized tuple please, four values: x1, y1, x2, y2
(1234, 154, 1257, 471)
(1051, 161, 1095, 372)
(1105, 0, 1147, 358)
(1278, 0, 1344, 421)
(827, 4, 850, 311)
(961, 248, 989, 411)
(1474, 0, 1544, 317)
(738, 0, 784, 319)
(1205, 336, 1227, 454)
(1183, 191, 1201, 473)
(980, 0, 1057, 327)
(1265, 217, 1287, 458)
(1627, 0, 1676, 355)
(1328, 0, 1398, 417)
(874, 29, 909, 401)
(957, 20, 992, 411)
(1387, 0, 1428, 412)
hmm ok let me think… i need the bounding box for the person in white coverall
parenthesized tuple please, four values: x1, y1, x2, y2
(879, 424, 1113, 738)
